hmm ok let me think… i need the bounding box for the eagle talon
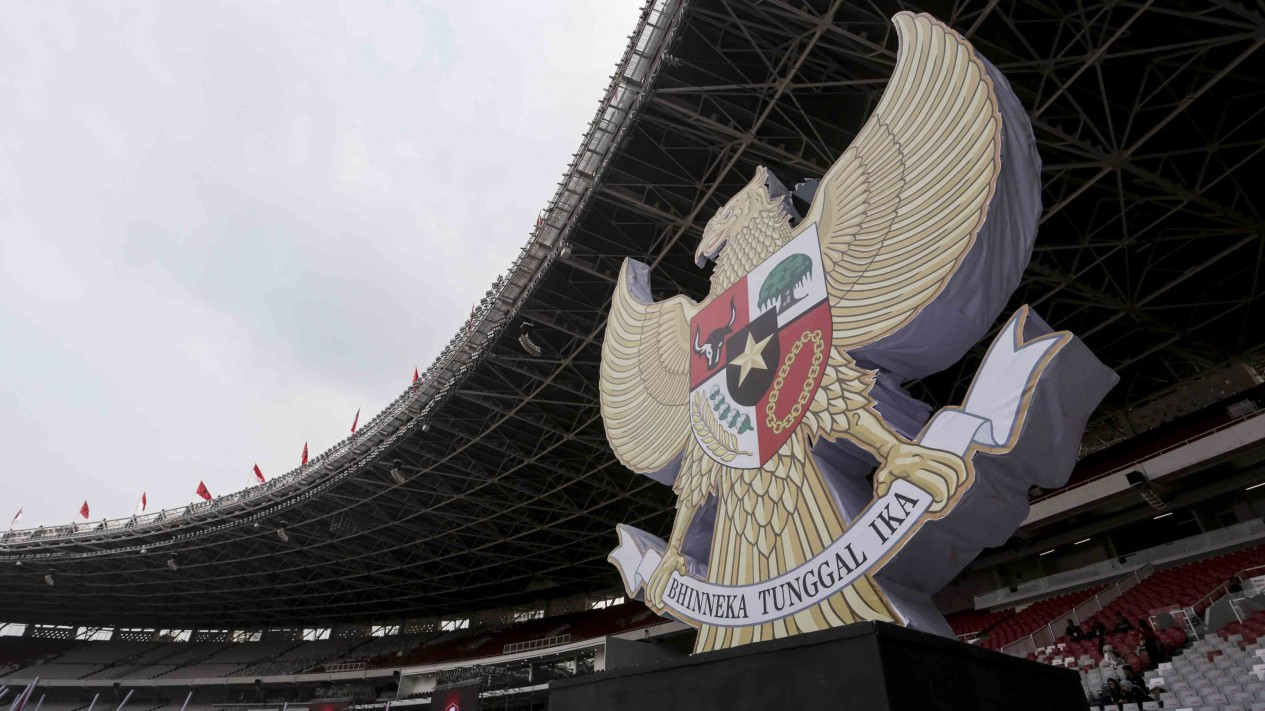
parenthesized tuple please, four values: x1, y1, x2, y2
(872, 442, 967, 512)
(645, 547, 688, 613)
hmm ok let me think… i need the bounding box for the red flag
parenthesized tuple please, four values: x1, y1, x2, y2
(351, 408, 360, 434)
(412, 367, 419, 384)
(138, 492, 147, 513)
(301, 442, 309, 466)
(253, 463, 265, 483)
(79, 501, 89, 519)
(196, 481, 211, 501)
(10, 508, 22, 528)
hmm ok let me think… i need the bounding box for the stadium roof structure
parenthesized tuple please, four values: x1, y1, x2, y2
(2, 0, 1262, 630)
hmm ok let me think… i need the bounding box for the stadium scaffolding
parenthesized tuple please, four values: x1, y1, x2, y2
(1, 0, 1262, 630)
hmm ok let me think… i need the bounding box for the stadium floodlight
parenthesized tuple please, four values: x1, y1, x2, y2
(559, 243, 572, 259)
(45, 573, 54, 586)
(276, 528, 289, 543)
(519, 323, 541, 356)
(390, 464, 406, 486)
(167, 558, 178, 571)
(421, 422, 430, 433)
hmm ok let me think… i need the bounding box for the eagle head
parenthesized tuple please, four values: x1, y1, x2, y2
(695, 166, 794, 297)
(695, 166, 775, 267)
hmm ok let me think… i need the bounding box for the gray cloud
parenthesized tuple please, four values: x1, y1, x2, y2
(0, 0, 644, 525)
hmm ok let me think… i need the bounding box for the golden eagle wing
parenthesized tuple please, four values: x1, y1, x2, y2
(798, 12, 1002, 350)
(600, 259, 702, 474)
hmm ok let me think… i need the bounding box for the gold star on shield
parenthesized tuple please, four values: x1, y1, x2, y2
(730, 331, 773, 386)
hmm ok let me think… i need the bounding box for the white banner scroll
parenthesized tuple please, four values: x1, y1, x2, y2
(609, 308, 1068, 628)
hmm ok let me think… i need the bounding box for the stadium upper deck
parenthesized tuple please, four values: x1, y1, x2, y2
(1, 0, 1262, 629)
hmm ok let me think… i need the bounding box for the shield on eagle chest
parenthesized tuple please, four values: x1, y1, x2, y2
(688, 225, 832, 469)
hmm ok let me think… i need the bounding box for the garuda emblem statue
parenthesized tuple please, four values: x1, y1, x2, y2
(600, 12, 1115, 653)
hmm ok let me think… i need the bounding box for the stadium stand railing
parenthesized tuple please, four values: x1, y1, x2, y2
(1099, 623, 1265, 709)
(978, 518, 1265, 611)
(943, 608, 1016, 643)
(503, 634, 571, 655)
(385, 603, 658, 669)
(0, 601, 663, 687)
(1031, 383, 1265, 506)
(323, 662, 366, 673)
(1019, 546, 1265, 678)
(958, 519, 1265, 658)
(998, 571, 1147, 656)
(0, 638, 80, 677)
(975, 584, 1109, 653)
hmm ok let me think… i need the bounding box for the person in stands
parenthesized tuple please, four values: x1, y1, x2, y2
(1097, 678, 1124, 710)
(1228, 574, 1244, 594)
(1066, 618, 1083, 640)
(1090, 616, 1109, 652)
(1113, 612, 1133, 633)
(1119, 678, 1151, 705)
(1121, 664, 1146, 692)
(1100, 644, 1126, 674)
(1139, 618, 1166, 664)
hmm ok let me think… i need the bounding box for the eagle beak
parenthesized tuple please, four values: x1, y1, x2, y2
(695, 222, 726, 268)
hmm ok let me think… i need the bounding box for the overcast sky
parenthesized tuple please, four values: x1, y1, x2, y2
(0, 0, 644, 527)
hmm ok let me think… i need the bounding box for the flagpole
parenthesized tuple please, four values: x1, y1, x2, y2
(0, 689, 11, 704)
(177, 692, 191, 711)
(11, 678, 35, 711)
(113, 689, 132, 711)
(31, 694, 43, 711)
(85, 693, 99, 711)
(9, 678, 38, 711)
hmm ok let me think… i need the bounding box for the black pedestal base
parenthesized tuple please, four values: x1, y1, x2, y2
(550, 621, 1083, 711)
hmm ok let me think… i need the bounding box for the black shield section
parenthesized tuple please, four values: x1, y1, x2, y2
(724, 308, 780, 407)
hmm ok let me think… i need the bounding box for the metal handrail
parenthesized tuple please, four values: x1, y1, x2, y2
(1009, 559, 1265, 657)
(1000, 567, 1151, 658)
(502, 634, 572, 655)
(1182, 562, 1265, 633)
(324, 661, 367, 673)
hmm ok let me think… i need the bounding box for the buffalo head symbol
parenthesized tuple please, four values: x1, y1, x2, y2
(693, 298, 737, 369)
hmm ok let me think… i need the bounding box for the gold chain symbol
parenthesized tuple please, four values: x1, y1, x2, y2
(765, 330, 825, 434)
